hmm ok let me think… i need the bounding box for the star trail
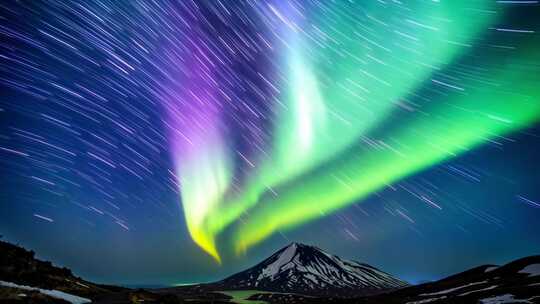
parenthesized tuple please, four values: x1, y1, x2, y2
(1, 0, 540, 285)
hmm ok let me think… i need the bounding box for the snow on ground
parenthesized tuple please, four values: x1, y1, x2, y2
(519, 264, 540, 277)
(457, 285, 498, 296)
(419, 281, 487, 296)
(479, 294, 532, 304)
(0, 280, 91, 304)
(405, 296, 447, 304)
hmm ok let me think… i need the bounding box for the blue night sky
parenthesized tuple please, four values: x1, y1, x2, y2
(1, 0, 539, 287)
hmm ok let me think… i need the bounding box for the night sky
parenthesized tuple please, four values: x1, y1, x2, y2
(1, 0, 540, 287)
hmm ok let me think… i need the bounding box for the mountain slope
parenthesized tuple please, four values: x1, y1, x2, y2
(213, 242, 408, 296)
(346, 255, 540, 304)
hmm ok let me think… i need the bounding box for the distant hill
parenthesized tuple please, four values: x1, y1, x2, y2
(357, 255, 540, 303)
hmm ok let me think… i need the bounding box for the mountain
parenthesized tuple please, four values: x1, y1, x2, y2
(211, 242, 408, 297)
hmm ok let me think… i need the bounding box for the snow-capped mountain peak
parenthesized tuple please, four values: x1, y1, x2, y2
(215, 242, 408, 297)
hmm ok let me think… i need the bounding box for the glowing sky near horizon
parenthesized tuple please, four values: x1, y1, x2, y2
(1, 0, 540, 279)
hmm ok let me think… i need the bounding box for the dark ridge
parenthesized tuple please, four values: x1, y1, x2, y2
(0, 239, 126, 300)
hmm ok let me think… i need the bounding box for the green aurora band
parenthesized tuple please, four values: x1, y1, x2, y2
(232, 42, 540, 252)
(178, 1, 540, 260)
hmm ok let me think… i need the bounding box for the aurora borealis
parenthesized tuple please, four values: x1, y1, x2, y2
(165, 0, 540, 260)
(1, 0, 540, 285)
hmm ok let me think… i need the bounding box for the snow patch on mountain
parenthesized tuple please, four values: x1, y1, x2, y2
(479, 294, 533, 304)
(258, 243, 298, 280)
(419, 280, 488, 296)
(457, 285, 498, 297)
(519, 264, 540, 277)
(485, 266, 498, 272)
